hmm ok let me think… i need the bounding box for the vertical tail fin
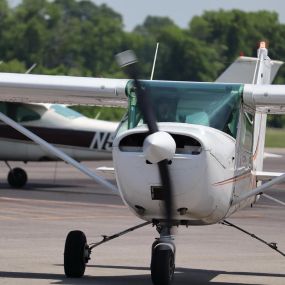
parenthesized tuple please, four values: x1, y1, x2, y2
(216, 57, 282, 84)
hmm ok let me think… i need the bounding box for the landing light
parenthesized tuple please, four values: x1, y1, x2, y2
(134, 205, 145, 215)
(177, 208, 188, 216)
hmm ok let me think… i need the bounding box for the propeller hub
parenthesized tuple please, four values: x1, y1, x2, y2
(143, 131, 176, 164)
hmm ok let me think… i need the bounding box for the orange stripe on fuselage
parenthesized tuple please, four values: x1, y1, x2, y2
(253, 113, 264, 161)
(212, 171, 251, 186)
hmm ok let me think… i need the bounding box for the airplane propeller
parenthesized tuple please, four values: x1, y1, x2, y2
(116, 50, 174, 234)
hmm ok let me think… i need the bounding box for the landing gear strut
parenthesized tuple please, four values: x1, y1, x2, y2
(63, 221, 151, 278)
(5, 162, 27, 188)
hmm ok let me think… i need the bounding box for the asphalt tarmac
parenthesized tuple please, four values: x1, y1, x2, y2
(0, 154, 284, 285)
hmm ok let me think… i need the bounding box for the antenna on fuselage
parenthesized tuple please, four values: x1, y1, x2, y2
(150, 42, 159, 80)
(25, 63, 37, 74)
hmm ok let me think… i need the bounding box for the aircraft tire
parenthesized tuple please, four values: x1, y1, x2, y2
(151, 243, 175, 285)
(7, 167, 27, 188)
(64, 230, 88, 278)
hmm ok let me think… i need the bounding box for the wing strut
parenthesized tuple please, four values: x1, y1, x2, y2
(221, 220, 285, 257)
(233, 172, 285, 205)
(262, 193, 285, 207)
(0, 112, 118, 194)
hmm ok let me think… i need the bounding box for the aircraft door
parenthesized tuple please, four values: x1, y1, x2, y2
(233, 107, 254, 198)
(239, 110, 254, 168)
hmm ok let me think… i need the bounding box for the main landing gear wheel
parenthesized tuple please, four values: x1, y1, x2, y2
(7, 167, 27, 188)
(151, 241, 175, 285)
(64, 230, 89, 278)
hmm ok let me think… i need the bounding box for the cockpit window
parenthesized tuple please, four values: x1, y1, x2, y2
(50, 104, 83, 119)
(0, 102, 41, 122)
(124, 80, 243, 138)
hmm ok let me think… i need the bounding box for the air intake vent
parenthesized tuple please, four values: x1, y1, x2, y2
(174, 134, 201, 154)
(119, 132, 149, 152)
(119, 132, 202, 154)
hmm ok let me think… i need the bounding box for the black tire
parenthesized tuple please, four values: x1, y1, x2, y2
(8, 168, 27, 188)
(151, 244, 175, 285)
(64, 230, 88, 278)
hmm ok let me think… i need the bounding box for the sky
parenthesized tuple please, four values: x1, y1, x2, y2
(92, 0, 285, 31)
(9, 0, 285, 31)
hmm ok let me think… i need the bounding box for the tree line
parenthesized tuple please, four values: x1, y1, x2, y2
(0, 0, 285, 125)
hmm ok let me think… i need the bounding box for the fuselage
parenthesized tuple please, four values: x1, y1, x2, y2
(112, 80, 258, 225)
(0, 102, 119, 161)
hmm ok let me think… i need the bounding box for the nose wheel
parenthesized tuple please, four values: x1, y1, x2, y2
(151, 225, 176, 285)
(151, 242, 175, 285)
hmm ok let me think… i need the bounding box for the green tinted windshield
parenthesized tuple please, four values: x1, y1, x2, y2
(50, 104, 83, 119)
(125, 80, 243, 138)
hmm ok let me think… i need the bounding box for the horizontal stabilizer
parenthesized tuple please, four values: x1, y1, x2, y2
(243, 84, 285, 113)
(216, 56, 283, 84)
(255, 171, 284, 181)
(96, 166, 115, 175)
(0, 73, 129, 107)
(264, 152, 283, 159)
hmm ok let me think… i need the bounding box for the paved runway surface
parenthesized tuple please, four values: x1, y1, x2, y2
(0, 154, 284, 285)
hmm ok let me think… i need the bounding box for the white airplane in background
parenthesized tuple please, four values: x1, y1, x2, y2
(0, 102, 118, 187)
(0, 42, 284, 285)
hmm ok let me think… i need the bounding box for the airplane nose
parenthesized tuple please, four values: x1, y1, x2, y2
(113, 124, 237, 223)
(143, 131, 176, 163)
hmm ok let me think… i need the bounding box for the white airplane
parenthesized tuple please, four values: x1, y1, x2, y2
(0, 42, 284, 285)
(0, 102, 118, 187)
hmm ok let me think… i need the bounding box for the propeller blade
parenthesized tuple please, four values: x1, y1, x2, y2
(116, 50, 173, 233)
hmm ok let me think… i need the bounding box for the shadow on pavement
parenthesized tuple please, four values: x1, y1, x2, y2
(0, 264, 284, 285)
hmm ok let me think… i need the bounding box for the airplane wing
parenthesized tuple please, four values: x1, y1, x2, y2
(3, 72, 285, 113)
(216, 56, 283, 84)
(0, 73, 129, 107)
(243, 84, 285, 114)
